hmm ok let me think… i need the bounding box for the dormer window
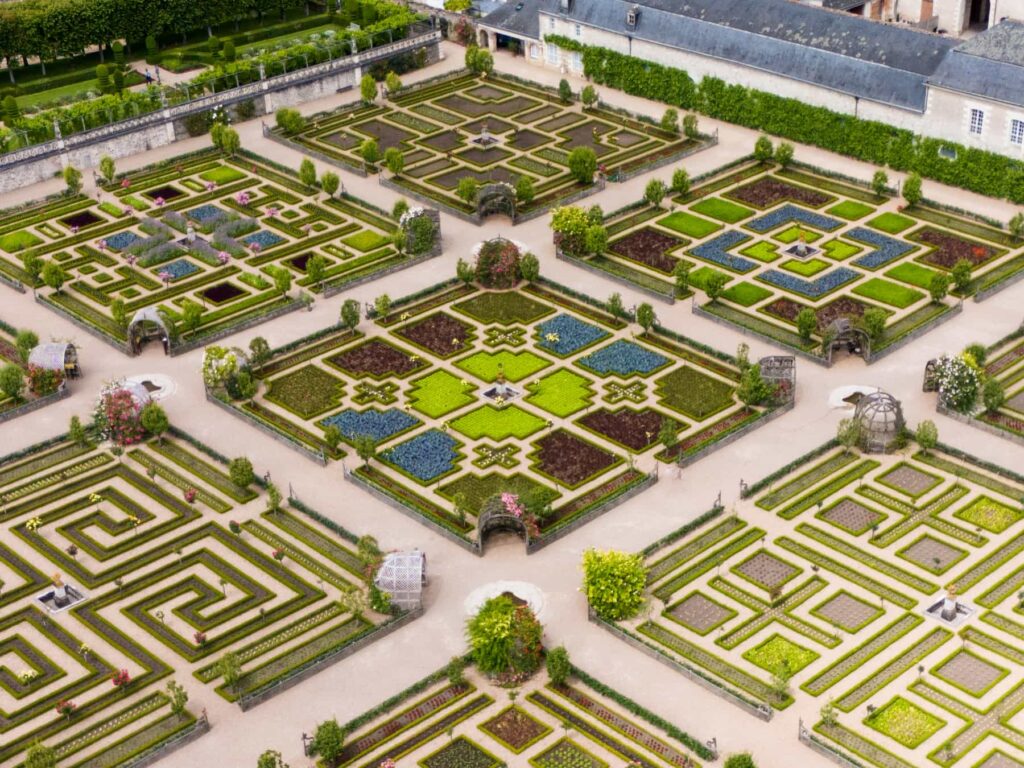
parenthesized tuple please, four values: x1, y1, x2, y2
(626, 5, 639, 27)
(559, 0, 571, 13)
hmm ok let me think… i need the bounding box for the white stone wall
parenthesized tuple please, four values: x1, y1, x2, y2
(925, 86, 1024, 156)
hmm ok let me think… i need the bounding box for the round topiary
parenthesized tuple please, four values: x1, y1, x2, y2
(466, 594, 543, 683)
(473, 238, 522, 289)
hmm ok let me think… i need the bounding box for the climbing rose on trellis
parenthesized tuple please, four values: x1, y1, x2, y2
(99, 388, 145, 446)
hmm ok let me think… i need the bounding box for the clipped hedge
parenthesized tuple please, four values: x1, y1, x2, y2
(544, 35, 1024, 204)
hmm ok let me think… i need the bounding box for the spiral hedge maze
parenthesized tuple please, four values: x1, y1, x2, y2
(585, 162, 1024, 363)
(283, 72, 707, 218)
(0, 433, 397, 766)
(214, 280, 786, 551)
(613, 439, 1024, 768)
(0, 150, 427, 353)
(325, 659, 711, 768)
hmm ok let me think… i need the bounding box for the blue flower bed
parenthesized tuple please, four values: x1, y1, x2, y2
(848, 228, 915, 269)
(242, 230, 285, 249)
(382, 429, 461, 483)
(536, 314, 609, 356)
(105, 231, 140, 251)
(747, 205, 842, 234)
(187, 204, 227, 225)
(321, 407, 420, 443)
(690, 231, 757, 273)
(577, 340, 670, 377)
(160, 259, 201, 281)
(758, 266, 860, 298)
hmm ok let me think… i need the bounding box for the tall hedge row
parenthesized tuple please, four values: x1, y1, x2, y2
(546, 35, 1024, 204)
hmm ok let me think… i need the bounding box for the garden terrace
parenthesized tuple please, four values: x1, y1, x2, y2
(280, 72, 710, 221)
(0, 149, 435, 354)
(326, 657, 712, 768)
(613, 437, 1024, 768)
(0, 318, 69, 421)
(581, 161, 1024, 365)
(210, 280, 784, 552)
(0, 431, 407, 766)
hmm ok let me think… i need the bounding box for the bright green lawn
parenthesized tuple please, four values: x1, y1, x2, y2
(954, 496, 1022, 533)
(0, 230, 43, 253)
(775, 226, 822, 244)
(781, 258, 829, 277)
(742, 634, 819, 674)
(722, 282, 773, 307)
(449, 405, 546, 440)
(525, 369, 594, 417)
(822, 240, 863, 260)
(200, 166, 247, 184)
(439, 471, 557, 514)
(455, 350, 550, 383)
(826, 200, 875, 220)
(656, 211, 721, 239)
(852, 278, 924, 308)
(16, 70, 145, 109)
(864, 697, 945, 748)
(691, 197, 754, 223)
(408, 370, 475, 418)
(740, 241, 780, 263)
(342, 230, 390, 252)
(868, 212, 916, 234)
(689, 266, 732, 291)
(884, 262, 940, 289)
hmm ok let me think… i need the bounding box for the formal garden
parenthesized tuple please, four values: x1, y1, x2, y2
(0, 401, 412, 768)
(927, 331, 1024, 448)
(587, 423, 1024, 768)
(205, 239, 792, 552)
(0, 149, 440, 354)
(299, 595, 718, 768)
(558, 146, 1024, 365)
(276, 69, 709, 220)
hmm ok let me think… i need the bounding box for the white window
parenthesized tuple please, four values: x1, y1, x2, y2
(574, 23, 581, 38)
(548, 16, 555, 30)
(546, 43, 558, 64)
(571, 51, 583, 71)
(969, 108, 984, 136)
(1011, 118, 1024, 146)
(530, 43, 540, 60)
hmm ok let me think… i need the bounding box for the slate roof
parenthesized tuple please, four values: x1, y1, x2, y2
(483, 0, 960, 111)
(927, 21, 1024, 106)
(481, 0, 546, 39)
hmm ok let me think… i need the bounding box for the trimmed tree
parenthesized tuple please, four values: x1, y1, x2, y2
(385, 71, 402, 95)
(837, 417, 861, 454)
(359, 138, 379, 169)
(951, 259, 972, 294)
(546, 646, 571, 685)
(558, 78, 572, 103)
(99, 155, 116, 183)
(298, 158, 317, 189)
(567, 147, 597, 184)
(644, 179, 667, 207)
(705, 271, 729, 303)
(42, 262, 68, 292)
(983, 377, 1006, 412)
(140, 403, 169, 443)
(872, 170, 889, 198)
(341, 299, 360, 330)
(274, 108, 304, 135)
(384, 147, 404, 176)
(903, 172, 923, 206)
(660, 107, 679, 133)
(916, 420, 938, 454)
(636, 302, 656, 331)
(63, 166, 83, 195)
(359, 73, 376, 104)
(584, 224, 608, 256)
(228, 457, 254, 488)
(582, 549, 646, 621)
(374, 293, 392, 320)
(796, 307, 817, 343)
(673, 260, 690, 295)
(753, 136, 774, 163)
(671, 167, 690, 197)
(248, 337, 271, 372)
(775, 142, 794, 168)
(456, 176, 479, 205)
(581, 84, 598, 108)
(860, 307, 887, 343)
(515, 175, 535, 205)
(312, 719, 345, 763)
(1009, 212, 1024, 241)
(320, 171, 339, 198)
(0, 364, 24, 402)
(682, 113, 698, 138)
(929, 272, 950, 303)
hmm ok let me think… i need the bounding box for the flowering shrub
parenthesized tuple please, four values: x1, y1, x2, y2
(235, 191, 251, 206)
(321, 407, 420, 443)
(273, 548, 285, 561)
(184, 488, 198, 504)
(759, 266, 859, 298)
(55, 699, 76, 717)
(466, 595, 543, 680)
(474, 238, 523, 288)
(746, 204, 841, 234)
(112, 669, 131, 689)
(26, 517, 43, 532)
(381, 429, 461, 483)
(194, 631, 207, 645)
(578, 340, 670, 376)
(849, 228, 914, 269)
(690, 231, 758, 273)
(27, 365, 63, 396)
(536, 314, 609, 356)
(935, 353, 981, 413)
(121, 178, 131, 189)
(97, 387, 144, 446)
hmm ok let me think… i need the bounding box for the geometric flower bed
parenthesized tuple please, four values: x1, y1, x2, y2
(0, 430, 404, 766)
(608, 436, 1024, 767)
(944, 328, 1024, 446)
(0, 149, 434, 354)
(214, 279, 785, 552)
(583, 161, 1024, 365)
(0, 317, 64, 419)
(320, 658, 712, 767)
(280, 72, 709, 219)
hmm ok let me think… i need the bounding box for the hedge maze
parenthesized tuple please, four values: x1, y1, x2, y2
(0, 433, 397, 766)
(0, 150, 428, 353)
(214, 280, 784, 550)
(617, 440, 1024, 767)
(285, 73, 704, 218)
(583, 162, 1024, 362)
(325, 660, 711, 768)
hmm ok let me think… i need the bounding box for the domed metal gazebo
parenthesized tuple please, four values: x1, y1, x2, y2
(854, 390, 905, 453)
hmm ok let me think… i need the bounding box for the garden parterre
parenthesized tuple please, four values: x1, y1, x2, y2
(949, 329, 1024, 446)
(212, 280, 783, 551)
(0, 431, 401, 767)
(281, 72, 707, 219)
(608, 438, 1024, 768)
(584, 162, 1024, 363)
(0, 149, 433, 353)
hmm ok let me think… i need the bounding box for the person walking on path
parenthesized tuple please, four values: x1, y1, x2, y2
(144, 69, 153, 85)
